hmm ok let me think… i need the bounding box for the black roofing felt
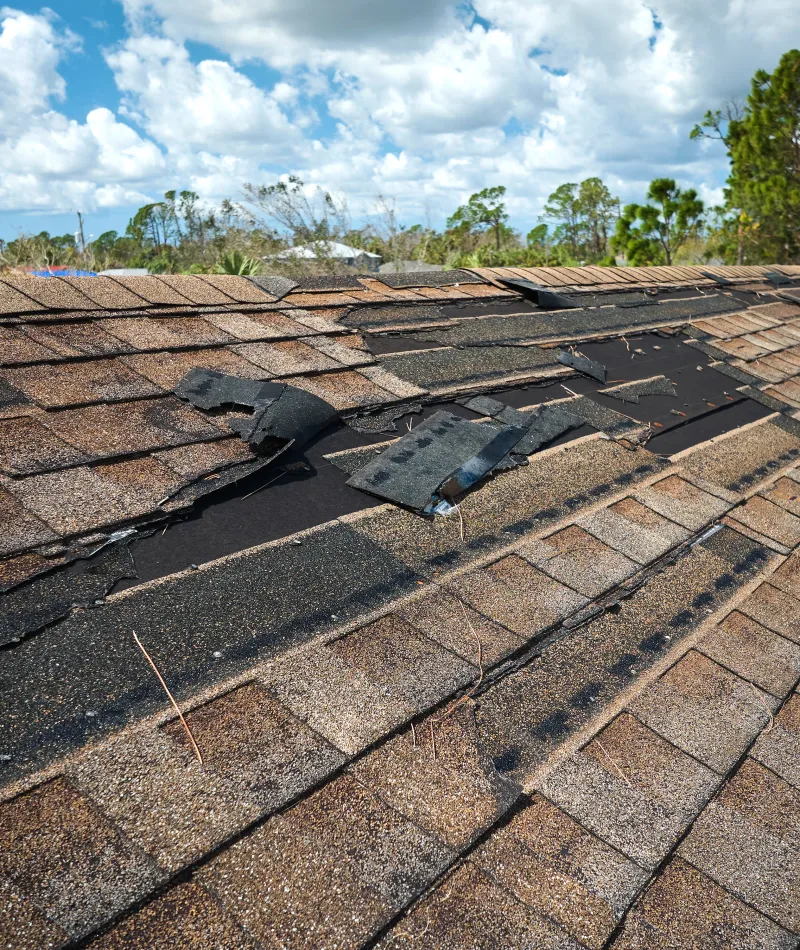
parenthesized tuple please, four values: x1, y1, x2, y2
(0, 520, 421, 786)
(600, 376, 678, 404)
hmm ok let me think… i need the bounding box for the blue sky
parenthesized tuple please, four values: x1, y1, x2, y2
(0, 0, 796, 244)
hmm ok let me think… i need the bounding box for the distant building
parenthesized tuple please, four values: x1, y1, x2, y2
(274, 242, 382, 272)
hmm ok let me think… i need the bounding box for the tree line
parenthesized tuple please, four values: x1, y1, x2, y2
(1, 49, 798, 275)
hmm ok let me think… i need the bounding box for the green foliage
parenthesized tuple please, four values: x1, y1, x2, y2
(214, 250, 262, 275)
(541, 178, 620, 263)
(611, 179, 704, 265)
(447, 186, 510, 249)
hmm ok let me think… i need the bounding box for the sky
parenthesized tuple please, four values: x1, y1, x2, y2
(0, 0, 798, 244)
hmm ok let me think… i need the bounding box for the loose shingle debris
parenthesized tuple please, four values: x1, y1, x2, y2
(765, 271, 794, 287)
(0, 542, 136, 646)
(175, 368, 338, 454)
(346, 410, 526, 513)
(557, 349, 608, 383)
(600, 375, 678, 404)
(700, 271, 734, 286)
(346, 397, 585, 513)
(497, 278, 578, 310)
(346, 403, 423, 434)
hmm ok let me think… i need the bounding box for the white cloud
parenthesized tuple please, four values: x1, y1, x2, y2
(0, 8, 164, 213)
(2, 0, 800, 228)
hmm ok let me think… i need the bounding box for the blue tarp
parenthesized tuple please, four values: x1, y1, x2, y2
(28, 269, 98, 277)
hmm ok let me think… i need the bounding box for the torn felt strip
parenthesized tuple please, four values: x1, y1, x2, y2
(346, 410, 521, 512)
(599, 375, 677, 404)
(557, 349, 608, 383)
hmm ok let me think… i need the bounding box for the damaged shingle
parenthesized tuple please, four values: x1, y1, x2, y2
(346, 410, 525, 512)
(176, 368, 338, 455)
(600, 375, 678, 404)
(346, 403, 423, 434)
(558, 349, 608, 383)
(497, 278, 578, 310)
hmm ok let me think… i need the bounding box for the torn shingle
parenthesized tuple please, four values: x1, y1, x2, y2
(558, 348, 608, 382)
(600, 375, 677, 403)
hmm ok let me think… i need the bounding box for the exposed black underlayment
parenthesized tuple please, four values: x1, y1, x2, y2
(0, 543, 137, 647)
(0, 522, 422, 788)
(643, 399, 773, 454)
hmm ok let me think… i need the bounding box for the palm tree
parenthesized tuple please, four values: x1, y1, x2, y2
(214, 250, 262, 275)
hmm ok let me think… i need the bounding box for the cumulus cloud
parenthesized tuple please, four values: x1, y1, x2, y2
(2, 0, 800, 226)
(0, 8, 164, 213)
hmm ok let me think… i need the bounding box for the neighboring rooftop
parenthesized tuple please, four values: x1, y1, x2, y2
(1, 263, 800, 949)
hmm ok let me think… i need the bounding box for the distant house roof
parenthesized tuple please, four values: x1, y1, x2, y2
(1, 263, 800, 949)
(276, 240, 382, 261)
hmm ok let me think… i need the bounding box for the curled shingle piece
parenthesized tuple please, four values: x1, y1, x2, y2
(600, 375, 678, 404)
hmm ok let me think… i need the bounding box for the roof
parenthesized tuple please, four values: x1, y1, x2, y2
(1, 263, 800, 949)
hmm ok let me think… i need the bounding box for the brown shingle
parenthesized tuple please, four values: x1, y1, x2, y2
(108, 276, 193, 306)
(328, 614, 476, 717)
(0, 876, 69, 950)
(282, 290, 361, 308)
(0, 483, 59, 554)
(677, 418, 800, 492)
(726, 494, 800, 549)
(0, 325, 59, 365)
(122, 347, 267, 388)
(628, 650, 777, 772)
(770, 549, 800, 599)
(0, 279, 46, 315)
(614, 858, 794, 950)
(62, 276, 148, 310)
(69, 730, 261, 873)
(634, 473, 731, 530)
(761, 474, 800, 516)
(0, 416, 89, 475)
(87, 882, 258, 950)
(472, 794, 648, 950)
(396, 585, 524, 665)
(7, 457, 183, 535)
(23, 320, 136, 357)
(751, 692, 800, 789)
(201, 274, 276, 303)
(282, 368, 395, 409)
(4, 358, 162, 408)
(579, 497, 690, 564)
(351, 700, 520, 849)
(376, 862, 575, 950)
(679, 760, 800, 932)
(540, 713, 719, 868)
(161, 682, 345, 812)
(306, 333, 374, 366)
(42, 396, 225, 459)
(156, 437, 253, 478)
(699, 610, 800, 697)
(1, 275, 99, 311)
(200, 774, 452, 950)
(517, 524, 639, 598)
(739, 582, 800, 643)
(101, 316, 194, 350)
(153, 274, 237, 305)
(450, 555, 587, 638)
(231, 339, 341, 375)
(204, 310, 312, 340)
(0, 778, 160, 938)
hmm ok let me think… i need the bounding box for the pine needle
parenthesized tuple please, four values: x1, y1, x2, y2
(133, 633, 203, 764)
